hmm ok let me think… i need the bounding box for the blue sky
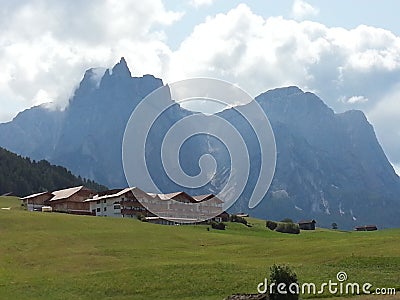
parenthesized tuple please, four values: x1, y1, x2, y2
(0, 0, 400, 174)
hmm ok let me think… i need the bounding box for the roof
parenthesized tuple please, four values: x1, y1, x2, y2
(85, 187, 134, 202)
(50, 186, 85, 201)
(163, 192, 183, 198)
(298, 220, 316, 224)
(157, 191, 196, 202)
(20, 191, 51, 200)
(192, 194, 214, 202)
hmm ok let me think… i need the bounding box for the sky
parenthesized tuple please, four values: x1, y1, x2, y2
(0, 0, 400, 174)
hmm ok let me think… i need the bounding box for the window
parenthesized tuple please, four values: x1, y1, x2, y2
(96, 208, 100, 212)
(103, 200, 106, 203)
(96, 200, 100, 204)
(114, 205, 120, 210)
(104, 207, 107, 211)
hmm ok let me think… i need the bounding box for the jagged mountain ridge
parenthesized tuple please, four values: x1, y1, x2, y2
(0, 58, 399, 228)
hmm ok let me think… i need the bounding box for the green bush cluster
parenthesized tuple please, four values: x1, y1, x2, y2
(230, 214, 248, 225)
(266, 220, 278, 230)
(266, 220, 300, 234)
(137, 214, 147, 222)
(275, 222, 300, 234)
(211, 221, 226, 230)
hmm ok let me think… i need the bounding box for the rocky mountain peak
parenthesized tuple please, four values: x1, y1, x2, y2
(110, 57, 131, 78)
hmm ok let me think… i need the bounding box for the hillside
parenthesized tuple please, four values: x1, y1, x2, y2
(0, 147, 107, 196)
(0, 200, 399, 299)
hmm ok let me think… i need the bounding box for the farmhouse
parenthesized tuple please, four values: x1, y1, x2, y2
(48, 186, 95, 214)
(20, 191, 53, 211)
(21, 186, 95, 214)
(298, 219, 316, 230)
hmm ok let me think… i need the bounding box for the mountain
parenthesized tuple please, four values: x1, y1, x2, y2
(0, 58, 399, 228)
(0, 58, 164, 187)
(250, 87, 400, 228)
(0, 147, 107, 197)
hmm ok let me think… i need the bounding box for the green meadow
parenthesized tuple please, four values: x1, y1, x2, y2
(0, 196, 399, 300)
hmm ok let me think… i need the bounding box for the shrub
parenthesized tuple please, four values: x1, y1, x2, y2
(280, 218, 294, 223)
(230, 214, 248, 225)
(332, 222, 338, 230)
(211, 221, 226, 230)
(275, 222, 300, 234)
(269, 264, 299, 300)
(137, 214, 147, 222)
(266, 220, 278, 230)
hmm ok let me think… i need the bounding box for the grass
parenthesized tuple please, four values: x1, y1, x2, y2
(0, 196, 399, 300)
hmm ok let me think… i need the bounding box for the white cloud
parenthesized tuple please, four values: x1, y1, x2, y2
(367, 84, 400, 166)
(189, 0, 215, 8)
(0, 0, 183, 121)
(345, 96, 369, 104)
(291, 0, 319, 20)
(165, 4, 400, 166)
(167, 4, 400, 106)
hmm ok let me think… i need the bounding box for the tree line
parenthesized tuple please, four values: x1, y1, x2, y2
(0, 147, 107, 196)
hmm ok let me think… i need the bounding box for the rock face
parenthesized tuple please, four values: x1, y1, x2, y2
(251, 87, 400, 228)
(0, 59, 399, 228)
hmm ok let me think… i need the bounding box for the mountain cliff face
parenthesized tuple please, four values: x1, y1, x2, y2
(0, 59, 399, 228)
(248, 87, 400, 228)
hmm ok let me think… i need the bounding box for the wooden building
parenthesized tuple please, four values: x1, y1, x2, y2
(354, 225, 378, 231)
(48, 186, 95, 214)
(298, 219, 316, 230)
(20, 192, 53, 211)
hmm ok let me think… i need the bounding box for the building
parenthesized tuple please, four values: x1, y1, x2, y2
(298, 220, 316, 230)
(120, 187, 156, 219)
(20, 192, 53, 211)
(48, 186, 95, 214)
(85, 188, 135, 217)
(120, 190, 230, 224)
(21, 186, 95, 214)
(21, 186, 230, 225)
(354, 225, 378, 231)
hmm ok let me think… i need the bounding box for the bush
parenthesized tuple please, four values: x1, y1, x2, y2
(275, 222, 300, 234)
(280, 218, 294, 223)
(266, 220, 278, 230)
(211, 221, 226, 230)
(230, 214, 248, 225)
(137, 214, 147, 222)
(269, 264, 299, 300)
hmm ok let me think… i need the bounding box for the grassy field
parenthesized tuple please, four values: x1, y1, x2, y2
(0, 196, 399, 300)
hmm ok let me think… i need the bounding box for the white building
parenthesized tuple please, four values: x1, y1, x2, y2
(84, 188, 133, 217)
